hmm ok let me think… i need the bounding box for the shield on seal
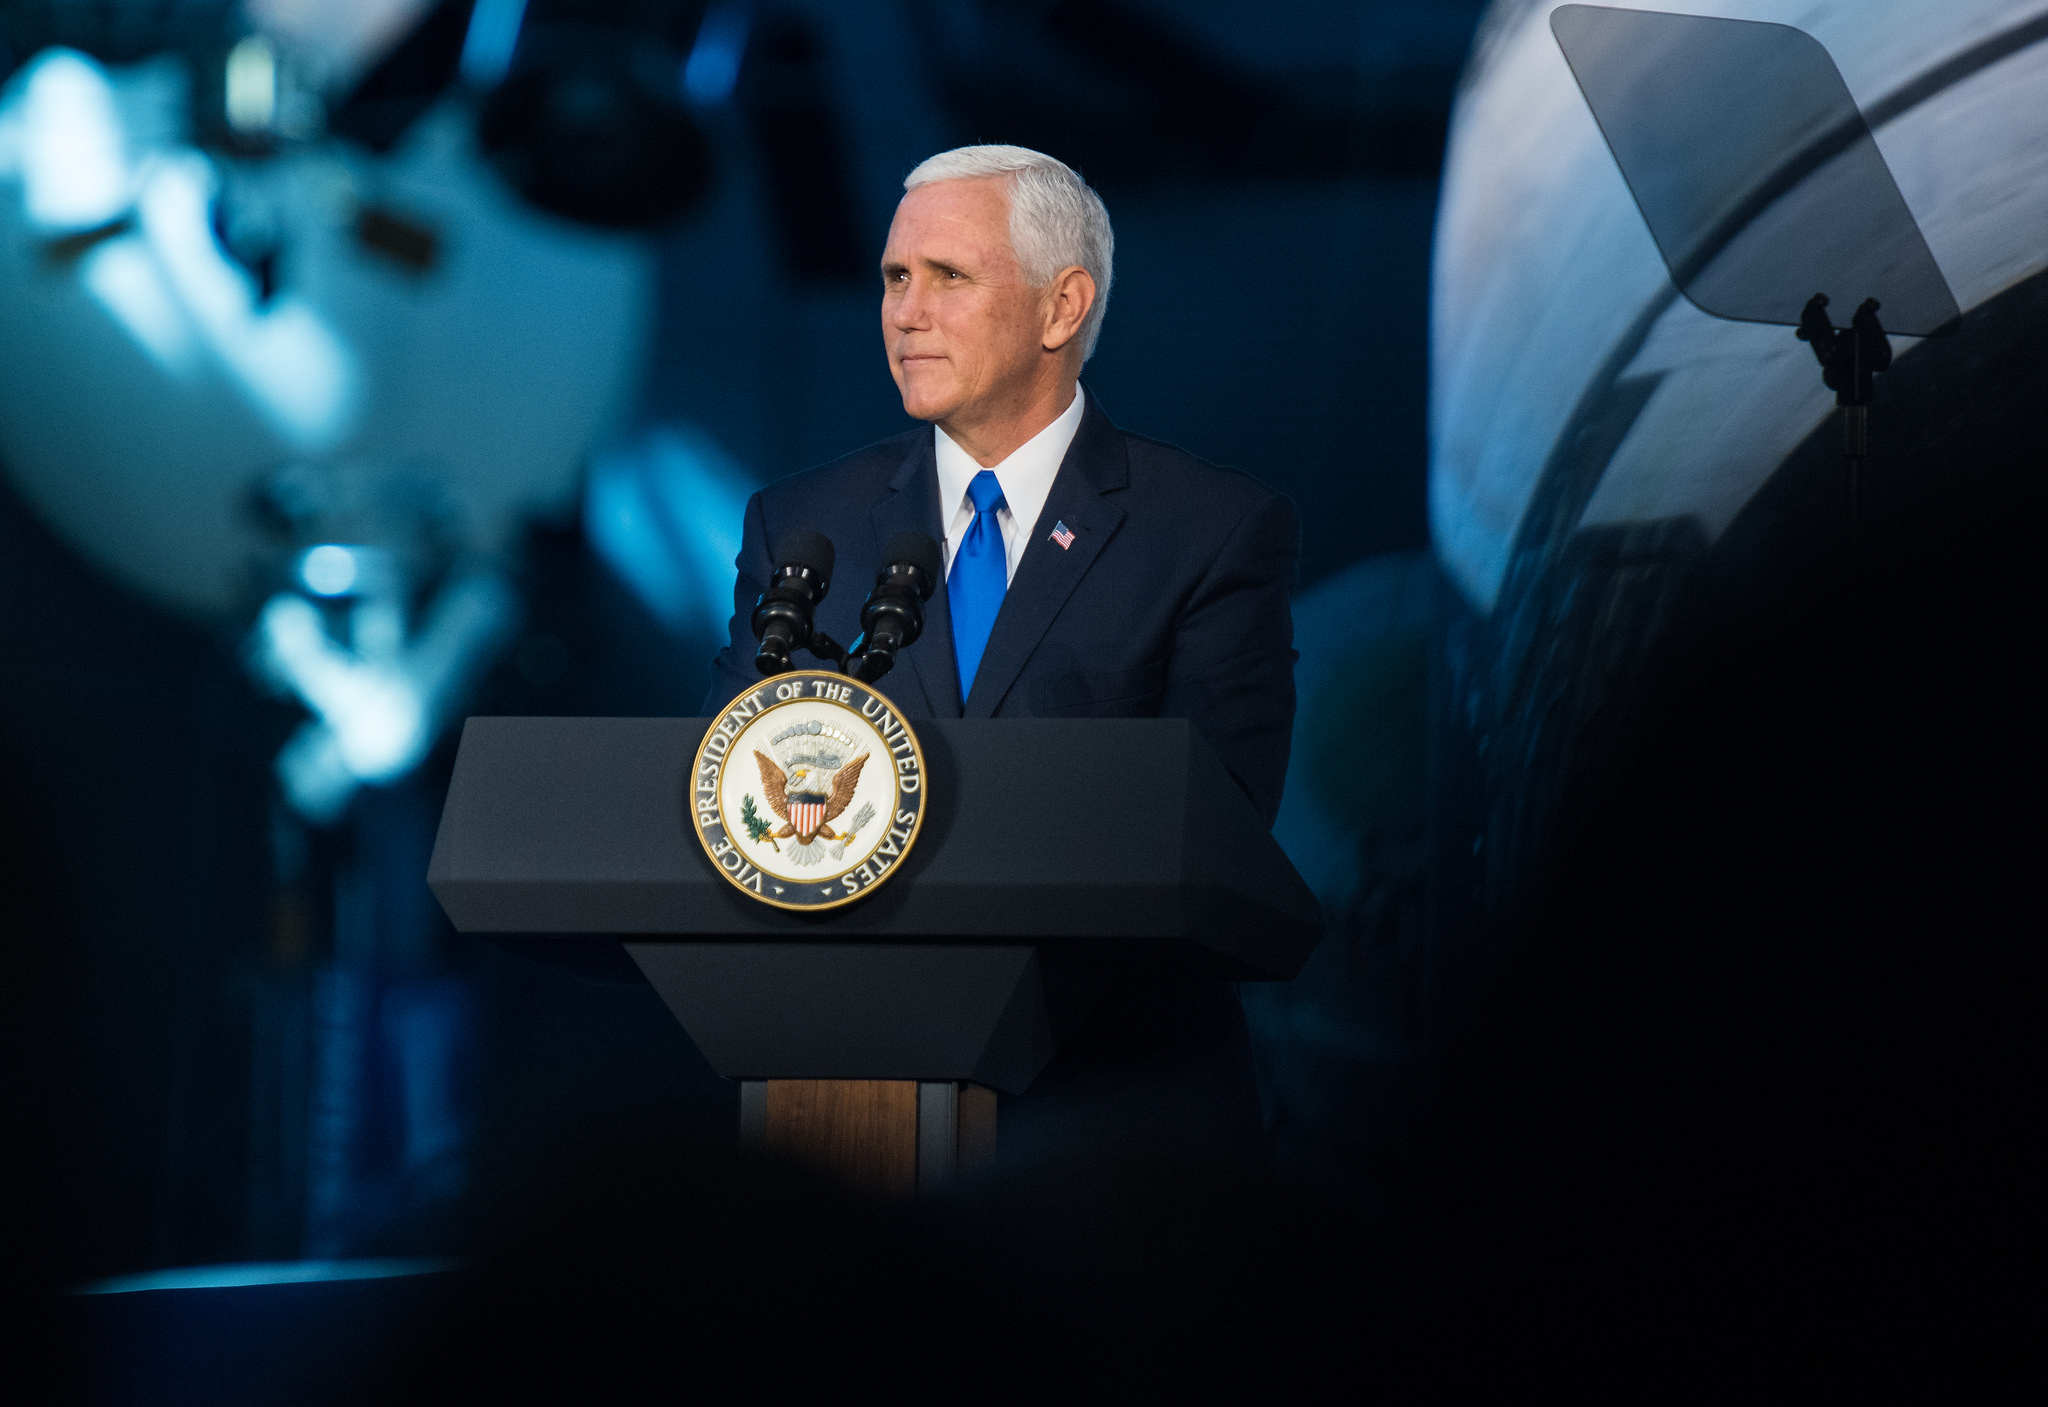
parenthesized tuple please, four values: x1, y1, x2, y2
(787, 798, 827, 841)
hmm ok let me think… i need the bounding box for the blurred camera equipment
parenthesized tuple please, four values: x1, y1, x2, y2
(849, 529, 941, 684)
(316, 0, 715, 230)
(474, 20, 712, 230)
(247, 462, 519, 826)
(751, 528, 839, 676)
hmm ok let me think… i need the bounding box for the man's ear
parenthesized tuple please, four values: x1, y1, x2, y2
(1041, 267, 1098, 352)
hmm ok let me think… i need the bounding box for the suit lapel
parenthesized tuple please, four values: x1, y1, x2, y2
(871, 432, 962, 718)
(962, 395, 1128, 719)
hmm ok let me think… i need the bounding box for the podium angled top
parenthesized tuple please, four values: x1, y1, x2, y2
(427, 716, 1321, 980)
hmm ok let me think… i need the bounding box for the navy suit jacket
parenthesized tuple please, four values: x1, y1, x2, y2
(704, 393, 1299, 826)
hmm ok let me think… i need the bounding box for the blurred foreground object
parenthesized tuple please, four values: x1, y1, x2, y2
(1549, 4, 1960, 541)
(0, 16, 679, 798)
(0, 42, 655, 620)
(247, 461, 518, 824)
(0, 2, 720, 1279)
(1432, 0, 2043, 613)
(1419, 1, 2045, 1380)
(1428, 0, 2048, 931)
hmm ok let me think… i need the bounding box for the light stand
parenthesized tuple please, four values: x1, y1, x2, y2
(1796, 293, 1892, 548)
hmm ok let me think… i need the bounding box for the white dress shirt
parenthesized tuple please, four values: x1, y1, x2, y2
(934, 385, 1086, 584)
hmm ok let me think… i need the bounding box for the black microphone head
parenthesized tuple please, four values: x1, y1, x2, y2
(879, 529, 942, 597)
(772, 529, 835, 580)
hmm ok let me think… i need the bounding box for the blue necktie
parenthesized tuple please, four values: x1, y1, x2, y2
(948, 470, 1007, 698)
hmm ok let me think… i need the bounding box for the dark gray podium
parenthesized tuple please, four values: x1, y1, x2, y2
(428, 716, 1320, 1188)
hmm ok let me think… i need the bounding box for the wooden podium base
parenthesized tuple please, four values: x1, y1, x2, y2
(739, 1080, 996, 1195)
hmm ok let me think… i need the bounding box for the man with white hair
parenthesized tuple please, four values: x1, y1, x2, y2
(707, 144, 1297, 825)
(706, 146, 1298, 1149)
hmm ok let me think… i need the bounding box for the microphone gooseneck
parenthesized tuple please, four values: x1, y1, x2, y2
(850, 529, 942, 684)
(752, 530, 836, 676)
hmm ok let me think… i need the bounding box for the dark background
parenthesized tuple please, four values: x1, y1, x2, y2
(0, 0, 1474, 1288)
(2, 1, 2034, 1398)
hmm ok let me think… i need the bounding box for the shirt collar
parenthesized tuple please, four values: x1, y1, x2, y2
(934, 384, 1087, 533)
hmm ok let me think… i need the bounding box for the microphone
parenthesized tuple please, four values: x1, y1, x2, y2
(850, 530, 942, 684)
(752, 530, 835, 676)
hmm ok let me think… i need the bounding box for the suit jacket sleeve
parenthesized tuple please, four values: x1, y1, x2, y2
(702, 490, 773, 713)
(1164, 491, 1300, 828)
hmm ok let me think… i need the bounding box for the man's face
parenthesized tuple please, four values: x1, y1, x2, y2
(880, 178, 1048, 424)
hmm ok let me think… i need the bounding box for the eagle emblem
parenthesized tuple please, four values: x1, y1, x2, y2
(693, 672, 927, 910)
(750, 720, 870, 866)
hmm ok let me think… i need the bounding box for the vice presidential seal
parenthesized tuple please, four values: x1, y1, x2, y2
(691, 671, 926, 910)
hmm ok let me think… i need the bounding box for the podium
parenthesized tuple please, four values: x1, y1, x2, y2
(428, 716, 1320, 1191)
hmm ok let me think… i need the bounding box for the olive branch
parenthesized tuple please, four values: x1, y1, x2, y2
(740, 793, 778, 849)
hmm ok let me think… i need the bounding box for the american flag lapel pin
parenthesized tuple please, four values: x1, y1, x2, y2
(1050, 520, 1075, 550)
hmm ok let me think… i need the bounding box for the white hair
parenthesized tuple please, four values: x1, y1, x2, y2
(903, 144, 1115, 361)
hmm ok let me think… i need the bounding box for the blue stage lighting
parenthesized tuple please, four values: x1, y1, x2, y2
(223, 36, 279, 134)
(10, 49, 130, 232)
(682, 1, 752, 107)
(75, 1258, 459, 1295)
(300, 544, 359, 597)
(585, 425, 754, 639)
(459, 0, 530, 89)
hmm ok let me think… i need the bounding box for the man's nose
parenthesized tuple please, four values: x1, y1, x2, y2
(890, 280, 931, 329)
